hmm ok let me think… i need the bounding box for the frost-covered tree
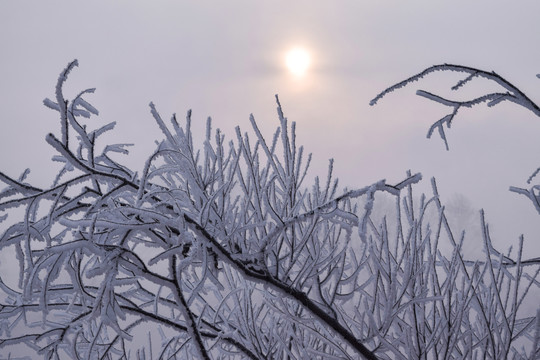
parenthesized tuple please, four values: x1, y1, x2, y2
(0, 61, 539, 359)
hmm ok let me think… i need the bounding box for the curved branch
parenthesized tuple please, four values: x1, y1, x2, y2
(371, 64, 540, 116)
(370, 64, 540, 150)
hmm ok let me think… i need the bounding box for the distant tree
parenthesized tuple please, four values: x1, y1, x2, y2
(0, 61, 539, 359)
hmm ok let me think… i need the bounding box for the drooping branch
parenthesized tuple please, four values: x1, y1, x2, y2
(370, 64, 540, 149)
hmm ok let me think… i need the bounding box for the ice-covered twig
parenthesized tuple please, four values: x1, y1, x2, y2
(54, 59, 79, 147)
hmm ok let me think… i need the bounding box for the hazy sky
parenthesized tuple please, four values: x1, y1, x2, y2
(1, 1, 540, 252)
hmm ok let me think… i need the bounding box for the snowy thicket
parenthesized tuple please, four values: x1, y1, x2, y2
(0, 61, 539, 359)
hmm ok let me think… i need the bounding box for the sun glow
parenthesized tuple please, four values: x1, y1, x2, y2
(286, 48, 311, 77)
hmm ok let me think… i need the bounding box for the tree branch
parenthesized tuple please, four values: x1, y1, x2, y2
(371, 64, 540, 150)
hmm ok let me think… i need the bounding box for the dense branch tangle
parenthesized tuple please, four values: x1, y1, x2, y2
(0, 60, 411, 359)
(1, 61, 539, 359)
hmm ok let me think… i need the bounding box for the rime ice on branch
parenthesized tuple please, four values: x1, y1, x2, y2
(0, 61, 538, 359)
(371, 64, 540, 150)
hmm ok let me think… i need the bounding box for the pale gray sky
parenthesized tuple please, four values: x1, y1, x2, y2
(1, 1, 540, 251)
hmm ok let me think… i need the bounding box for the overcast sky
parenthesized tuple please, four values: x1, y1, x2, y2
(1, 1, 540, 252)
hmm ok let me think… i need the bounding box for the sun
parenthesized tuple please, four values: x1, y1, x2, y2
(286, 48, 311, 77)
